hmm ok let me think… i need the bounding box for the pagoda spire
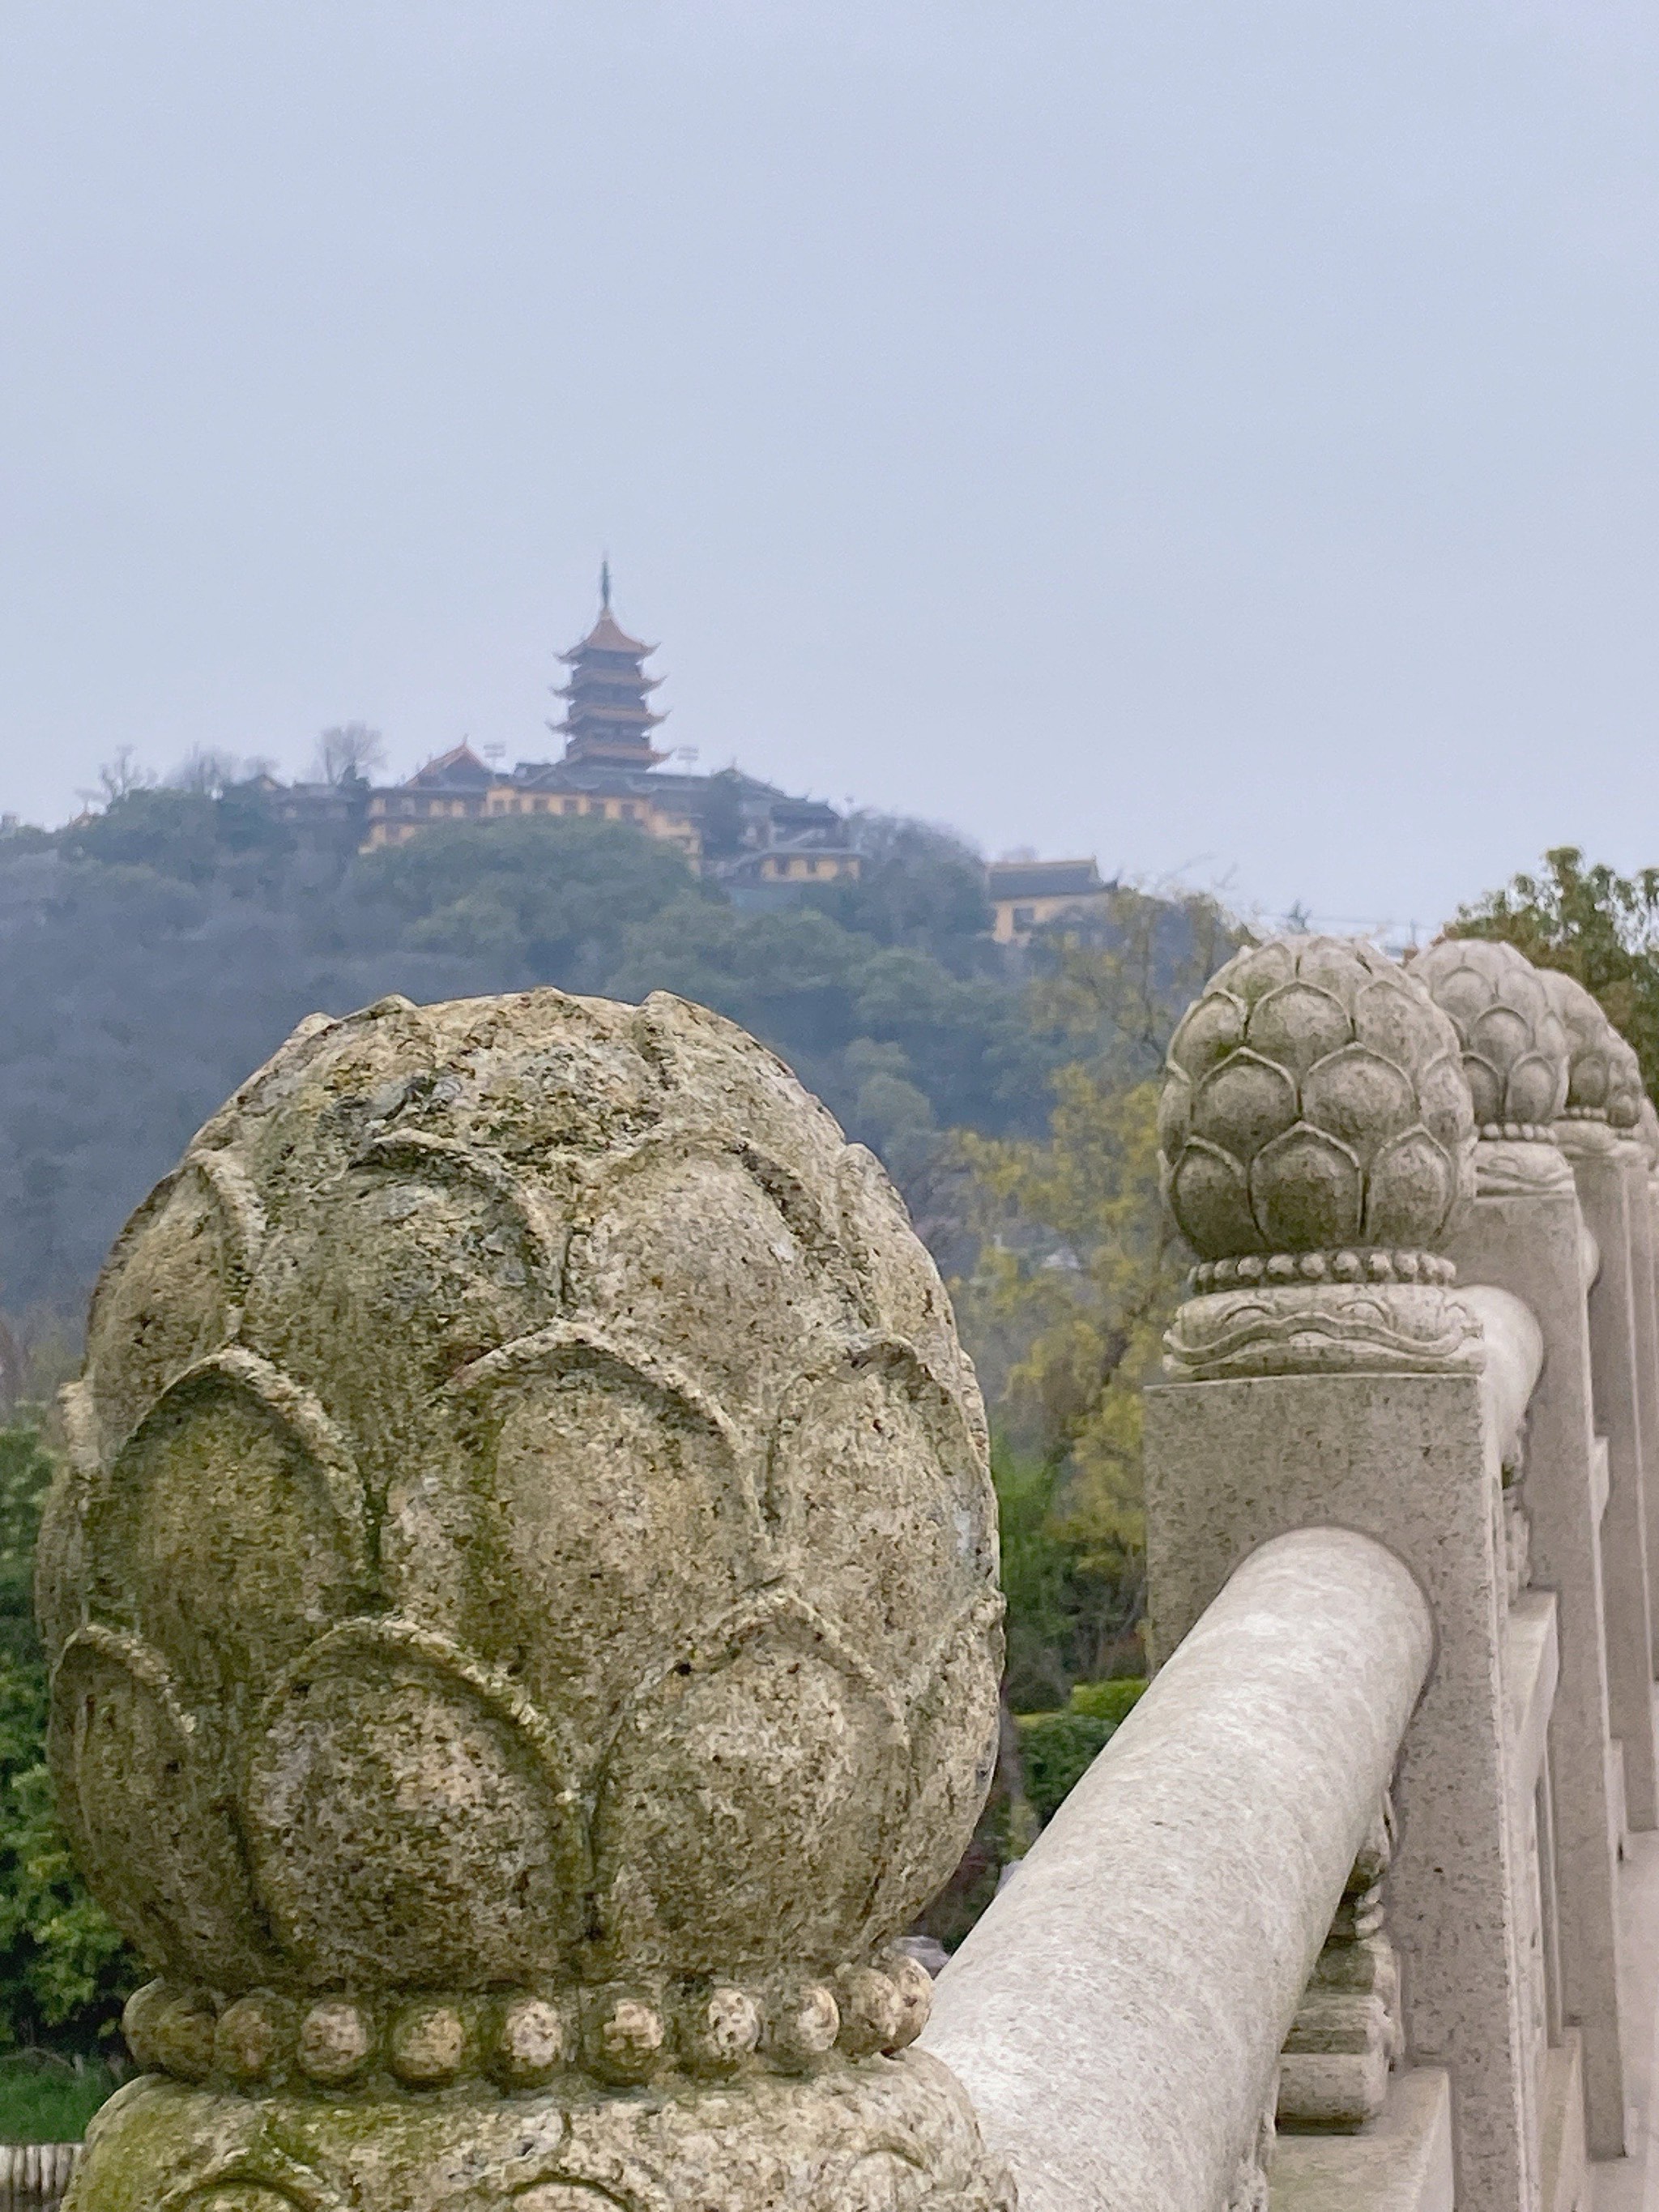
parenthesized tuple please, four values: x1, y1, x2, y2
(552, 578, 667, 767)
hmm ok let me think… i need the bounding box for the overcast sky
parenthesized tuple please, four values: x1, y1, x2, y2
(3, 1, 1658, 934)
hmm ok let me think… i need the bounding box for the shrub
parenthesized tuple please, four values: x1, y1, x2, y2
(1015, 1677, 1146, 1826)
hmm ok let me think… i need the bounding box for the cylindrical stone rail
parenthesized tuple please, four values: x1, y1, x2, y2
(1461, 1282, 1546, 1468)
(923, 1527, 1435, 2212)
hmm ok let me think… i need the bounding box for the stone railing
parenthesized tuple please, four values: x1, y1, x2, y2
(40, 943, 1659, 2211)
(929, 932, 1659, 2212)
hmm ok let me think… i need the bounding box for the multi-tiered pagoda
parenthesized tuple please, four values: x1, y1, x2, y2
(356, 567, 861, 895)
(551, 564, 667, 767)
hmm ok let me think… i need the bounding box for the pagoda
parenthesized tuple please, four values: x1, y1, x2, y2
(552, 563, 667, 767)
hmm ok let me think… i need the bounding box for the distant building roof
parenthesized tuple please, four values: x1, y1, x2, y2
(557, 609, 656, 662)
(407, 743, 497, 792)
(987, 859, 1111, 903)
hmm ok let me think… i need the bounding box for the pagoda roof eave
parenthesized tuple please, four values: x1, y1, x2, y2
(554, 673, 665, 697)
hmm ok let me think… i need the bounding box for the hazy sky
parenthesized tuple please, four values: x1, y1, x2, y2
(4, 2, 1658, 934)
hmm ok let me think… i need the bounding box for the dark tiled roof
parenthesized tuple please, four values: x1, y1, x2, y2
(558, 610, 655, 660)
(987, 860, 1108, 902)
(406, 744, 496, 791)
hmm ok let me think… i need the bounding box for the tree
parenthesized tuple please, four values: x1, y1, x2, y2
(952, 891, 1239, 1697)
(697, 770, 747, 861)
(168, 749, 254, 798)
(1450, 847, 1659, 1096)
(355, 814, 702, 988)
(0, 1421, 135, 2051)
(810, 814, 992, 958)
(313, 722, 386, 787)
(75, 749, 154, 811)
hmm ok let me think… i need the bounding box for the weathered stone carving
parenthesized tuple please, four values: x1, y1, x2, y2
(47, 989, 1012, 2210)
(1159, 937, 1478, 1377)
(1409, 939, 1576, 1200)
(1540, 968, 1620, 1125)
(1162, 1279, 1482, 1381)
(1161, 935, 1474, 1281)
(1408, 939, 1569, 1141)
(1277, 1800, 1401, 2132)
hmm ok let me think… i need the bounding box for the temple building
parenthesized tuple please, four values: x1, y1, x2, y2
(552, 575, 668, 767)
(360, 575, 862, 895)
(987, 856, 1116, 943)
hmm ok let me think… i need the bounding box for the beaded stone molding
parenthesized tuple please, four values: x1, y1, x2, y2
(123, 1950, 933, 2094)
(1189, 1250, 1457, 1294)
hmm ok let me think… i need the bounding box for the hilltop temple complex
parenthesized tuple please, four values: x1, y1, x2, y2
(245, 577, 1120, 931)
(356, 578, 862, 894)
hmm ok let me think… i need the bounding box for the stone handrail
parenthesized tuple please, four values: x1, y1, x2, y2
(925, 1528, 1433, 2212)
(1461, 1283, 1545, 1471)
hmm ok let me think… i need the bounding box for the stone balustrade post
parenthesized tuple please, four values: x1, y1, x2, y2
(1144, 935, 1537, 2212)
(1414, 939, 1627, 2156)
(45, 989, 1013, 2211)
(1543, 969, 1659, 1833)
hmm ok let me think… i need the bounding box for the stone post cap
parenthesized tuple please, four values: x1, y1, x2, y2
(43, 989, 1004, 2099)
(1158, 934, 1474, 1292)
(1539, 967, 1622, 1123)
(1407, 937, 1568, 1139)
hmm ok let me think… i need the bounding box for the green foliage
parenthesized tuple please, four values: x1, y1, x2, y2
(0, 2052, 117, 2143)
(1014, 1710, 1113, 1824)
(957, 894, 1241, 1697)
(0, 1422, 136, 2055)
(61, 789, 224, 885)
(1015, 1678, 1145, 1824)
(354, 816, 705, 984)
(1452, 845, 1659, 1097)
(805, 817, 992, 955)
(1067, 1676, 1146, 1726)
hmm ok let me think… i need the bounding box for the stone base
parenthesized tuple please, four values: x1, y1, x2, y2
(66, 2049, 1014, 2211)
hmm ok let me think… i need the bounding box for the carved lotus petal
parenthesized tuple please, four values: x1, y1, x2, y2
(1350, 976, 1452, 1072)
(1250, 1125, 1363, 1250)
(1300, 1045, 1418, 1164)
(1462, 1053, 1504, 1127)
(1417, 1053, 1477, 1155)
(1223, 941, 1297, 1004)
(1158, 1067, 1193, 1160)
(1168, 990, 1246, 1081)
(244, 1624, 582, 1988)
(1609, 1041, 1644, 1129)
(1429, 962, 1498, 1031)
(51, 1629, 279, 1989)
(591, 1621, 902, 1975)
(1296, 940, 1391, 999)
(767, 1353, 994, 1682)
(1469, 1004, 1530, 1068)
(1242, 984, 1352, 1080)
(1507, 1051, 1567, 1128)
(1572, 1053, 1610, 1112)
(1364, 1129, 1455, 1246)
(1192, 1051, 1299, 1161)
(879, 1612, 1003, 1938)
(1168, 1139, 1261, 1259)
